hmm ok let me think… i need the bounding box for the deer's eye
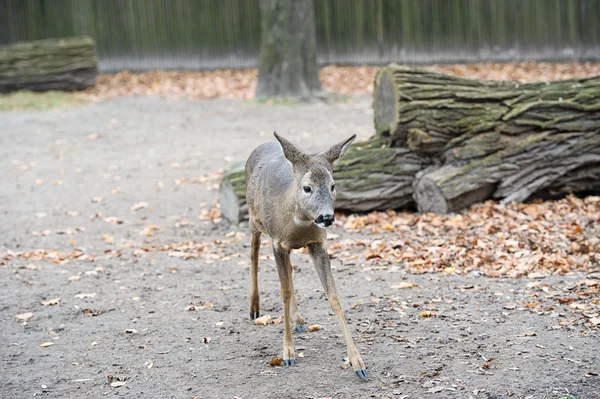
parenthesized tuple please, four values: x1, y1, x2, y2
(331, 184, 335, 191)
(303, 186, 312, 193)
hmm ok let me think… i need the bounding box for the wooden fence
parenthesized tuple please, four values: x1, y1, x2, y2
(1, 0, 599, 72)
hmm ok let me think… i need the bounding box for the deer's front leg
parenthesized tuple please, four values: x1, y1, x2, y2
(273, 245, 295, 366)
(308, 242, 368, 379)
(286, 253, 306, 333)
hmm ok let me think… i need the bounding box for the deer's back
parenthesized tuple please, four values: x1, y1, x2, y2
(245, 142, 295, 233)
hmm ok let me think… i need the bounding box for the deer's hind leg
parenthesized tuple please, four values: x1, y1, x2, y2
(249, 230, 261, 320)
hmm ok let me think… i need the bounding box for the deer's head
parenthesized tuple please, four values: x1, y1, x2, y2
(274, 132, 356, 228)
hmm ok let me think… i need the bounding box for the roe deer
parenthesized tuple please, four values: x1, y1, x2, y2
(245, 132, 368, 379)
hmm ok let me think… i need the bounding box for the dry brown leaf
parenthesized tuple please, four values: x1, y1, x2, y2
(255, 315, 272, 325)
(419, 311, 435, 318)
(268, 356, 284, 366)
(15, 312, 34, 320)
(131, 202, 148, 211)
(41, 297, 61, 306)
(308, 324, 322, 331)
(392, 281, 417, 289)
(589, 317, 600, 326)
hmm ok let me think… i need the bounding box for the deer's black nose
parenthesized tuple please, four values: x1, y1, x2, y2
(315, 213, 335, 227)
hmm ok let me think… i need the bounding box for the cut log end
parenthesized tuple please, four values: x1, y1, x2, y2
(414, 177, 449, 214)
(219, 163, 248, 224)
(373, 67, 397, 135)
(415, 176, 496, 214)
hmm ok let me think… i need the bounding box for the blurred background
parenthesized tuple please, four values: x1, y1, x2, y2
(2, 0, 599, 72)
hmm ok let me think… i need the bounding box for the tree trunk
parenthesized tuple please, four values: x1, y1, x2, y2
(256, 0, 322, 98)
(373, 65, 600, 213)
(0, 37, 97, 93)
(219, 137, 430, 223)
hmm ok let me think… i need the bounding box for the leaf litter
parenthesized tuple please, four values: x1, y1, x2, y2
(79, 62, 600, 101)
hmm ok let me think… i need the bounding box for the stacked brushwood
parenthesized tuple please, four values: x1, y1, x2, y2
(0, 37, 97, 93)
(220, 65, 600, 222)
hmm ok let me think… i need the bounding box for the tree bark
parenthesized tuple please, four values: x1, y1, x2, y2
(256, 0, 322, 99)
(373, 65, 600, 213)
(219, 137, 430, 223)
(0, 37, 97, 93)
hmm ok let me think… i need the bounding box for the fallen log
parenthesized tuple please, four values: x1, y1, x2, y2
(219, 137, 430, 223)
(374, 65, 600, 213)
(0, 37, 97, 93)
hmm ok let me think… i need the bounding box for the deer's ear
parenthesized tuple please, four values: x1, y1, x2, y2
(274, 132, 309, 166)
(321, 134, 356, 165)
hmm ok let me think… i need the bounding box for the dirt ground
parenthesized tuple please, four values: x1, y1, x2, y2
(1, 96, 598, 399)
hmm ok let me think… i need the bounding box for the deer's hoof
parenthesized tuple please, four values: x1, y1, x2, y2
(283, 358, 296, 367)
(355, 368, 369, 380)
(295, 325, 307, 333)
(249, 311, 259, 320)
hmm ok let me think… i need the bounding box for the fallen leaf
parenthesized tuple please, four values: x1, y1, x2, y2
(419, 311, 434, 318)
(131, 202, 148, 211)
(570, 303, 590, 311)
(41, 297, 61, 306)
(74, 293, 96, 299)
(268, 356, 283, 366)
(82, 308, 104, 317)
(15, 312, 34, 320)
(392, 281, 417, 289)
(308, 324, 322, 331)
(557, 298, 574, 304)
(255, 315, 272, 325)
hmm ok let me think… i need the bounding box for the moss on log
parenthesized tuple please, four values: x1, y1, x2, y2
(374, 64, 600, 156)
(0, 37, 97, 93)
(373, 65, 600, 213)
